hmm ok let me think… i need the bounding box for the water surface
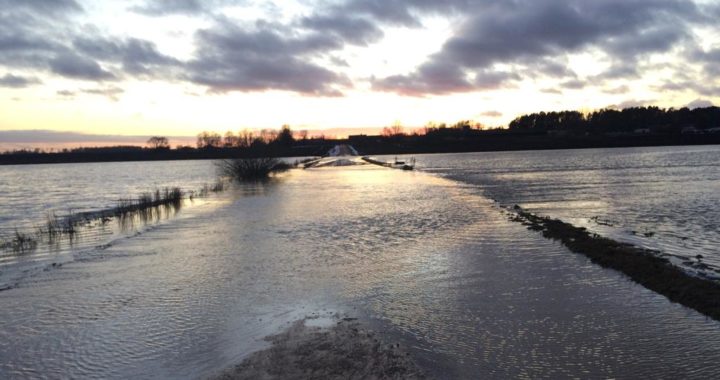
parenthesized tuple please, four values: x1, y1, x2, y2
(2, 163, 720, 379)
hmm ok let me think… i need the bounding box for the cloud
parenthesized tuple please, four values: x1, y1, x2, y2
(130, 0, 204, 16)
(480, 111, 502, 117)
(0, 0, 82, 14)
(686, 99, 714, 109)
(373, 61, 473, 96)
(0, 73, 41, 88)
(187, 21, 350, 95)
(609, 99, 655, 109)
(560, 79, 585, 90)
(374, 0, 704, 95)
(49, 53, 116, 80)
(300, 14, 384, 46)
(73, 36, 181, 76)
(328, 0, 471, 27)
(81, 86, 125, 101)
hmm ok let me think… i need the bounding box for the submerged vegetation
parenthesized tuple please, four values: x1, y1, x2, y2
(509, 206, 720, 321)
(0, 180, 228, 256)
(0, 231, 38, 254)
(217, 157, 291, 181)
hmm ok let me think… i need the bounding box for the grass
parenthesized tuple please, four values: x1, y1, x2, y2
(509, 205, 720, 321)
(1, 181, 229, 256)
(217, 157, 291, 181)
(0, 230, 38, 254)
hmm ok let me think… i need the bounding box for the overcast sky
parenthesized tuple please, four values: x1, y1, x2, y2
(0, 0, 718, 140)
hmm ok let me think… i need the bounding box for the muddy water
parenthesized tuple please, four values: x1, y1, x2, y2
(1, 166, 720, 379)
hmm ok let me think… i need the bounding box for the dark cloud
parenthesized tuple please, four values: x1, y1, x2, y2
(300, 14, 383, 46)
(49, 53, 116, 80)
(475, 70, 520, 90)
(691, 47, 720, 76)
(0, 74, 41, 88)
(373, 61, 473, 96)
(560, 79, 585, 90)
(187, 21, 350, 95)
(73, 36, 181, 76)
(0, 0, 716, 99)
(330, 0, 471, 26)
(130, 0, 204, 16)
(0, 0, 82, 14)
(375, 0, 703, 95)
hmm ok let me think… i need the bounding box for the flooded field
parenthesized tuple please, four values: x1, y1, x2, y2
(2, 154, 720, 379)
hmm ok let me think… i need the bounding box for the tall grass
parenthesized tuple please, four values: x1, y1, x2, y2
(0, 230, 38, 253)
(217, 158, 291, 181)
(1, 181, 229, 256)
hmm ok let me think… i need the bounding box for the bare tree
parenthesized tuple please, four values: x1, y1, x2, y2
(197, 131, 222, 148)
(224, 131, 238, 147)
(147, 136, 169, 149)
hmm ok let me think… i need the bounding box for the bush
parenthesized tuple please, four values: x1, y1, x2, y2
(217, 157, 290, 181)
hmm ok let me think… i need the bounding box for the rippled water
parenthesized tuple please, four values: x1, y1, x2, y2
(1, 158, 720, 379)
(0, 160, 219, 232)
(412, 145, 720, 275)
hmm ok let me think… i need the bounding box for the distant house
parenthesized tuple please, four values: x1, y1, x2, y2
(634, 128, 651, 134)
(706, 127, 720, 134)
(681, 126, 700, 134)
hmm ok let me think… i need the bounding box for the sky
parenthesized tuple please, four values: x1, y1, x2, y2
(1, 0, 719, 147)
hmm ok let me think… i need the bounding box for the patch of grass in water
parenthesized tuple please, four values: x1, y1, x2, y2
(510, 205, 720, 321)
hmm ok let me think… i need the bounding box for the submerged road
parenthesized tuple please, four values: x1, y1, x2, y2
(2, 166, 720, 379)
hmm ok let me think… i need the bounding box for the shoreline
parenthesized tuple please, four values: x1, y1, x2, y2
(509, 205, 720, 321)
(3, 138, 720, 166)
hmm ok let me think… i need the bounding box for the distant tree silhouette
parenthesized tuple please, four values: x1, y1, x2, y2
(197, 131, 222, 148)
(510, 106, 720, 134)
(147, 136, 169, 149)
(276, 125, 295, 147)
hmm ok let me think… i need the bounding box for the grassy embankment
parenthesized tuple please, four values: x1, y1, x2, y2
(510, 206, 720, 321)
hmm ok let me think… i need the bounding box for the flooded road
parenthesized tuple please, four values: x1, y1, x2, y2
(2, 165, 720, 379)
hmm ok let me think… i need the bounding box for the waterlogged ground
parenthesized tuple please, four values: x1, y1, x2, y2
(2, 165, 720, 379)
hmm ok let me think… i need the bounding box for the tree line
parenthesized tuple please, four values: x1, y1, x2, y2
(509, 106, 720, 133)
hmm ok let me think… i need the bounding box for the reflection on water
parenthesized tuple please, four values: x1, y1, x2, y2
(1, 165, 720, 379)
(412, 145, 720, 275)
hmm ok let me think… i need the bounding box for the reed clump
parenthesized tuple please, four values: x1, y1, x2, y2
(217, 158, 291, 181)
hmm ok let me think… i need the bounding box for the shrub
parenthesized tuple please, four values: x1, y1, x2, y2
(217, 158, 290, 181)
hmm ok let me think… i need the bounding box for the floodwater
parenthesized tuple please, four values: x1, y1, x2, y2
(1, 148, 720, 379)
(413, 145, 720, 276)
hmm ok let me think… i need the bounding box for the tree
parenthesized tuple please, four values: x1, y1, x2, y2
(224, 131, 238, 147)
(197, 131, 222, 148)
(276, 125, 294, 147)
(147, 136, 169, 149)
